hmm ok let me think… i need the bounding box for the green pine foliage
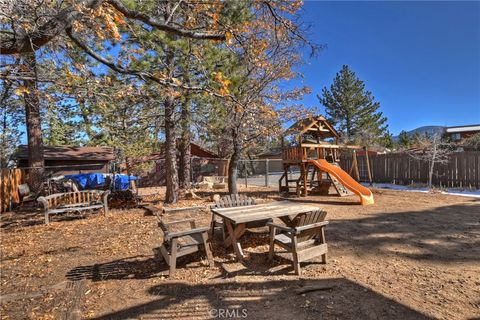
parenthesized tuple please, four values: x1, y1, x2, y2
(318, 65, 388, 145)
(397, 130, 412, 149)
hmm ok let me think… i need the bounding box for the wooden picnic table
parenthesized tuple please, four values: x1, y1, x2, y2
(211, 200, 320, 261)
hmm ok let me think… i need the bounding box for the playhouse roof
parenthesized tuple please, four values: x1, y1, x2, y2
(284, 115, 339, 139)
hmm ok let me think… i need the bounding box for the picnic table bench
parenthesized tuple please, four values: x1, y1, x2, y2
(211, 200, 321, 261)
(37, 190, 110, 224)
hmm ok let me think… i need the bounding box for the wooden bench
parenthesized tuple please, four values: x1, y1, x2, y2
(37, 190, 110, 224)
(210, 194, 271, 244)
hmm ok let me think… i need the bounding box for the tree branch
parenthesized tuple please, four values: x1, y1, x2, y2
(1, 0, 225, 55)
(107, 0, 225, 40)
(0, 0, 103, 54)
(66, 28, 236, 102)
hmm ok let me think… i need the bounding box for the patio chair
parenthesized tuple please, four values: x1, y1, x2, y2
(158, 218, 214, 276)
(209, 194, 271, 243)
(267, 209, 328, 275)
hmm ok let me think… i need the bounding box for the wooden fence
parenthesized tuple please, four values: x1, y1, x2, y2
(0, 169, 25, 213)
(340, 151, 480, 189)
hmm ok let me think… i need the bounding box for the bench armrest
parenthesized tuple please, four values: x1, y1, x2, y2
(294, 221, 329, 233)
(165, 226, 210, 241)
(159, 218, 196, 231)
(37, 197, 49, 211)
(102, 190, 111, 200)
(267, 221, 294, 233)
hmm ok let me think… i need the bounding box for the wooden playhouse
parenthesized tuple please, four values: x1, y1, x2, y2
(279, 116, 374, 205)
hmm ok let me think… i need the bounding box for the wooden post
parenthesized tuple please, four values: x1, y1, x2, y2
(365, 148, 373, 185)
(303, 164, 308, 196)
(8, 169, 12, 212)
(265, 159, 269, 187)
(244, 161, 248, 188)
(285, 164, 289, 189)
(348, 152, 354, 175)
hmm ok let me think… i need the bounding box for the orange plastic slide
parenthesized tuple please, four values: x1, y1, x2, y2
(309, 159, 374, 205)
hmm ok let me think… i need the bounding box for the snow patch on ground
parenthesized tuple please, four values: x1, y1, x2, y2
(361, 182, 480, 199)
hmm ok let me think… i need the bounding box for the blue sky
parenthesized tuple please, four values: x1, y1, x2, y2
(294, 1, 480, 135)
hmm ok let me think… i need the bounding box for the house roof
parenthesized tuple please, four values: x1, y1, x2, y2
(190, 142, 219, 158)
(445, 124, 480, 133)
(284, 115, 340, 139)
(15, 145, 115, 161)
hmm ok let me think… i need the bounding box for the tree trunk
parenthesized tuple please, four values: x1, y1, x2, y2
(228, 128, 240, 194)
(163, 4, 179, 203)
(164, 94, 179, 203)
(247, 152, 256, 175)
(23, 52, 44, 189)
(178, 97, 191, 189)
(163, 41, 179, 203)
(346, 116, 351, 141)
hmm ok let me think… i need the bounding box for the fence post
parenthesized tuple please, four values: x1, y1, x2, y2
(265, 159, 269, 187)
(365, 149, 372, 186)
(244, 161, 248, 188)
(8, 169, 12, 212)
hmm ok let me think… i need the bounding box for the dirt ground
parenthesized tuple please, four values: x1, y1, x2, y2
(1, 186, 479, 320)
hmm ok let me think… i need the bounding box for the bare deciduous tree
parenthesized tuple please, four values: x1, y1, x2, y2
(408, 134, 453, 189)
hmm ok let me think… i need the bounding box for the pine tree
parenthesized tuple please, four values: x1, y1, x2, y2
(397, 130, 412, 149)
(318, 65, 388, 143)
(381, 133, 395, 149)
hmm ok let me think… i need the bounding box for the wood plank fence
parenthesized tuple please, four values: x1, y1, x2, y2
(0, 169, 25, 213)
(340, 151, 480, 189)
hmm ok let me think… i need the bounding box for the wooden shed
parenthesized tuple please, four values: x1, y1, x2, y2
(15, 145, 115, 175)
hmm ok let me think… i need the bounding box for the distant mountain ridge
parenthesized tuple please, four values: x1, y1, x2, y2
(393, 126, 445, 140)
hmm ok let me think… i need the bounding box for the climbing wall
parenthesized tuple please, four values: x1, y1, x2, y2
(328, 173, 354, 197)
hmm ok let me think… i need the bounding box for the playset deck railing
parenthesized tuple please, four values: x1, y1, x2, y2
(282, 146, 307, 161)
(282, 144, 344, 162)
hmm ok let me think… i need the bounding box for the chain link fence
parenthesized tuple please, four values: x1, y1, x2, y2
(238, 159, 287, 188)
(132, 158, 294, 189)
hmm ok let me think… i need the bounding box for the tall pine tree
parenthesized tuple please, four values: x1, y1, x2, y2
(318, 65, 388, 144)
(397, 130, 415, 149)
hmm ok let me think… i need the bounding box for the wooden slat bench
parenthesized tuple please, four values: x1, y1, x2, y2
(37, 190, 110, 224)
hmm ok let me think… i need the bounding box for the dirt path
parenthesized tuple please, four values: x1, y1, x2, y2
(1, 188, 479, 319)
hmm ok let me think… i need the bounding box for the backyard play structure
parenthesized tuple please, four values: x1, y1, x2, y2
(279, 116, 374, 205)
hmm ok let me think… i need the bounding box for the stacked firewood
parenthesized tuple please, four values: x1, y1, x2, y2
(109, 190, 142, 208)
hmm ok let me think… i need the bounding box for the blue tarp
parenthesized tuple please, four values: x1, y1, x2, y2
(114, 174, 138, 191)
(64, 173, 105, 189)
(63, 173, 138, 191)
